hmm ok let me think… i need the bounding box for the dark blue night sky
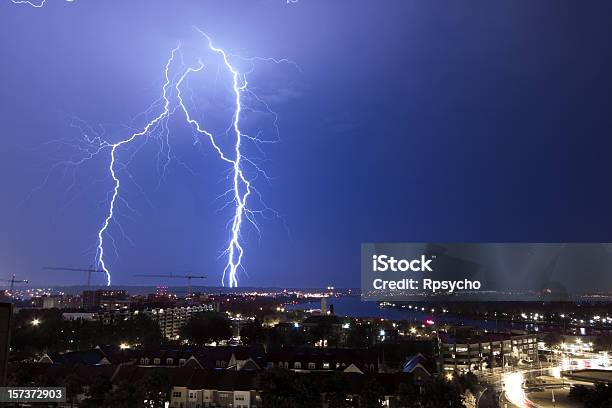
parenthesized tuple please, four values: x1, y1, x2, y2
(1, 1, 612, 288)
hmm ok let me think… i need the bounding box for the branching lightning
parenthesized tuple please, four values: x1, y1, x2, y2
(195, 29, 251, 288)
(95, 44, 181, 286)
(11, 0, 74, 7)
(23, 25, 296, 287)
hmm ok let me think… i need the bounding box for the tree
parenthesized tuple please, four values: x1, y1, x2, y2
(257, 369, 296, 408)
(346, 324, 371, 348)
(463, 390, 477, 408)
(453, 372, 478, 395)
(119, 314, 163, 347)
(308, 321, 340, 347)
(10, 309, 165, 354)
(179, 312, 232, 344)
(543, 332, 563, 349)
(63, 373, 84, 408)
(240, 319, 266, 345)
(6, 364, 33, 387)
(285, 327, 309, 346)
(135, 371, 170, 408)
(322, 373, 351, 408)
(291, 375, 322, 408)
(85, 374, 113, 407)
(396, 382, 419, 408)
(420, 378, 463, 408)
(359, 378, 384, 408)
(105, 381, 138, 408)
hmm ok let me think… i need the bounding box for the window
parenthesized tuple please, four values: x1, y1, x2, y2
(308, 362, 316, 369)
(179, 358, 186, 366)
(154, 358, 161, 365)
(172, 391, 182, 398)
(166, 358, 174, 365)
(189, 392, 196, 399)
(323, 362, 330, 369)
(294, 362, 301, 369)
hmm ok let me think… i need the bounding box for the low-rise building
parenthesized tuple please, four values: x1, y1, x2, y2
(265, 346, 378, 374)
(32, 295, 81, 309)
(135, 345, 265, 371)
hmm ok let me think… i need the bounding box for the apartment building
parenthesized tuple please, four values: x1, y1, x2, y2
(438, 328, 538, 373)
(143, 303, 219, 339)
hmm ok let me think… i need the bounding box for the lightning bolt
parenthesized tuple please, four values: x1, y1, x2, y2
(173, 28, 285, 288)
(10, 0, 46, 6)
(11, 0, 74, 7)
(194, 28, 250, 288)
(22, 28, 296, 288)
(95, 44, 181, 286)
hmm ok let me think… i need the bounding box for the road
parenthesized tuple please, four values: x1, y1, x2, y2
(477, 361, 607, 408)
(477, 362, 571, 408)
(528, 388, 574, 408)
(476, 350, 611, 407)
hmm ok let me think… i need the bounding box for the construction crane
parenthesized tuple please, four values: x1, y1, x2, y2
(134, 274, 207, 297)
(1, 274, 29, 293)
(42, 266, 106, 289)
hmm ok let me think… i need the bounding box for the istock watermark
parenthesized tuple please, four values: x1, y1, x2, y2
(361, 243, 612, 302)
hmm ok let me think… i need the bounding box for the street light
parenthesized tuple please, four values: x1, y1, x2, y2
(31, 318, 40, 326)
(551, 389, 556, 408)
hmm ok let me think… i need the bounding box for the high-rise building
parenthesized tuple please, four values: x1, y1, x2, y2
(144, 302, 220, 339)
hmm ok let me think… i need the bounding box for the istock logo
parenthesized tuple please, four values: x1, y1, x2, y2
(372, 254, 434, 272)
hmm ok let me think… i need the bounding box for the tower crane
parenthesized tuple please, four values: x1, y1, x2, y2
(42, 266, 106, 289)
(134, 274, 207, 297)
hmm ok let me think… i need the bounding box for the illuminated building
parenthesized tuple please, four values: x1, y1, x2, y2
(82, 290, 129, 309)
(438, 328, 538, 373)
(144, 303, 219, 339)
